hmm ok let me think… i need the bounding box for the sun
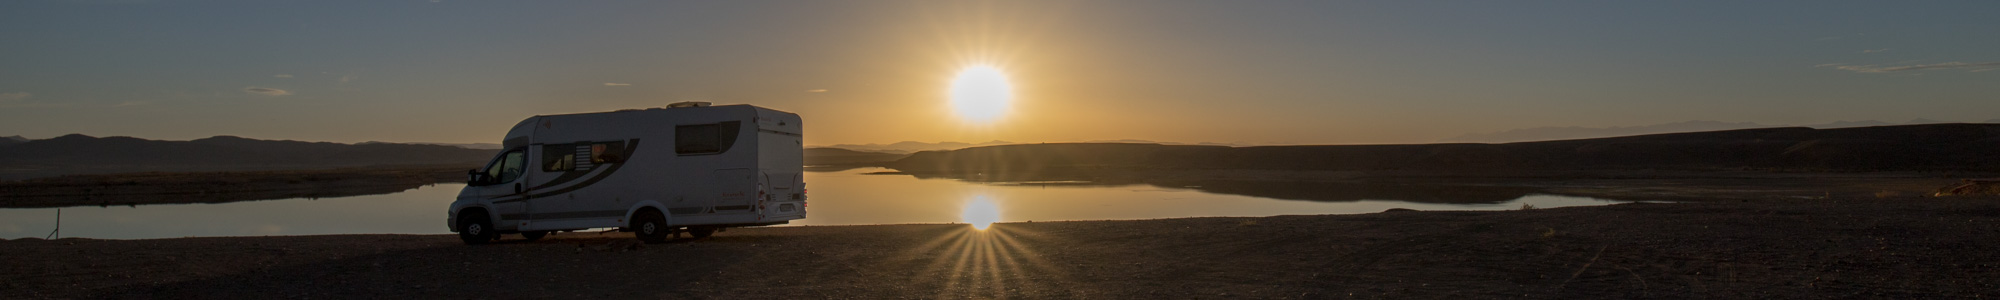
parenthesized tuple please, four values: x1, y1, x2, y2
(948, 65, 1014, 123)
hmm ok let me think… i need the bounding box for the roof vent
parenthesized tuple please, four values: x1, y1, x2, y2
(667, 101, 711, 108)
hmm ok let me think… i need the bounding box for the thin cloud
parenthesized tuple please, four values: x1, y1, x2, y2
(1824, 61, 2000, 73)
(805, 89, 828, 93)
(1861, 49, 1890, 54)
(338, 75, 355, 83)
(0, 92, 29, 102)
(604, 83, 631, 86)
(244, 87, 291, 96)
(273, 74, 293, 78)
(0, 93, 146, 108)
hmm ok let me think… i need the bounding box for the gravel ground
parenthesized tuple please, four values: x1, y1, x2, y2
(5, 197, 1999, 299)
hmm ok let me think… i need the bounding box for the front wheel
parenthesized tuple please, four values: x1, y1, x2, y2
(458, 211, 496, 245)
(632, 210, 670, 243)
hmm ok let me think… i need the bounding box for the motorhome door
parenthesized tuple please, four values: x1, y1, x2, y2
(477, 147, 531, 227)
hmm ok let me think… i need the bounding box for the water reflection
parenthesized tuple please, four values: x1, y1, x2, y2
(0, 184, 464, 240)
(906, 172, 1549, 204)
(962, 196, 1000, 230)
(0, 167, 1631, 239)
(1151, 180, 1540, 204)
(791, 168, 1624, 227)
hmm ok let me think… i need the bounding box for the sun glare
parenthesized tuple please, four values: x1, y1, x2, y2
(949, 65, 1014, 123)
(962, 196, 1001, 230)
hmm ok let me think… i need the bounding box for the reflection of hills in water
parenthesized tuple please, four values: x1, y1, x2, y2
(906, 171, 1541, 204)
(0, 134, 493, 180)
(1151, 180, 1540, 204)
(5, 183, 434, 209)
(0, 167, 465, 208)
(803, 165, 879, 173)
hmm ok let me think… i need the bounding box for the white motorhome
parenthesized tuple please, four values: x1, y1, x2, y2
(447, 102, 806, 244)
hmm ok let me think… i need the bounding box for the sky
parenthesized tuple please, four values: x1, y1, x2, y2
(2, 1, 1997, 146)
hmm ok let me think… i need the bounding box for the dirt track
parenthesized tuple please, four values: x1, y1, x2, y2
(5, 197, 1999, 299)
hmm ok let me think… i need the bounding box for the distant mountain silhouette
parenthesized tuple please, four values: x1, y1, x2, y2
(817, 140, 1262, 153)
(0, 134, 495, 180)
(1077, 139, 1260, 147)
(1804, 118, 1951, 128)
(359, 141, 503, 150)
(893, 123, 2000, 175)
(804, 148, 907, 166)
(816, 140, 1015, 154)
(0, 135, 26, 146)
(1446, 119, 1968, 143)
(1442, 121, 1767, 143)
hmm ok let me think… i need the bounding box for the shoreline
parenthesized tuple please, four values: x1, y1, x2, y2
(7, 197, 1998, 298)
(1, 166, 1982, 208)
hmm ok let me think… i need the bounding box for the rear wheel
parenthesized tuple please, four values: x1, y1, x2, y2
(688, 226, 717, 238)
(520, 231, 548, 241)
(457, 211, 495, 245)
(633, 210, 670, 243)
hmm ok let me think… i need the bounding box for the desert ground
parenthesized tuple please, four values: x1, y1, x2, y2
(6, 196, 1999, 299)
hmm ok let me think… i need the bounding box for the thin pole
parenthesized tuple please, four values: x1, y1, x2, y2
(45, 209, 59, 239)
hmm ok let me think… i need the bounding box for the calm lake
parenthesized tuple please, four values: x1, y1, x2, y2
(0, 167, 1628, 239)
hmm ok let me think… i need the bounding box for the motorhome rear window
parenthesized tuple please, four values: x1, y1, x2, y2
(677, 121, 741, 155)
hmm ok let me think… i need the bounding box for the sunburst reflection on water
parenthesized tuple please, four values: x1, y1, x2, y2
(962, 196, 1001, 230)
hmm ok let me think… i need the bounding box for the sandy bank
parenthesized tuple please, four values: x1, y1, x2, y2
(6, 197, 1999, 298)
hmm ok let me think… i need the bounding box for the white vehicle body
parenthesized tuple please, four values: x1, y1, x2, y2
(447, 103, 805, 240)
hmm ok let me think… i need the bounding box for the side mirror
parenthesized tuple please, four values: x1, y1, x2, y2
(466, 169, 488, 185)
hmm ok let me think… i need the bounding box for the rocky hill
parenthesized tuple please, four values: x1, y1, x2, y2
(891, 124, 2000, 175)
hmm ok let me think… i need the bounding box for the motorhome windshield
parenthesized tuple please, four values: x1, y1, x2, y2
(479, 148, 525, 185)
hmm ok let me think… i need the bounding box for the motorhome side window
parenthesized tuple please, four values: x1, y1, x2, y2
(592, 141, 626, 163)
(676, 124, 721, 154)
(542, 144, 576, 172)
(676, 121, 739, 155)
(544, 141, 626, 172)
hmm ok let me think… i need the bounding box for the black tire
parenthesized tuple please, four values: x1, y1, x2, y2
(520, 231, 548, 241)
(632, 210, 670, 244)
(458, 211, 495, 245)
(688, 226, 716, 238)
